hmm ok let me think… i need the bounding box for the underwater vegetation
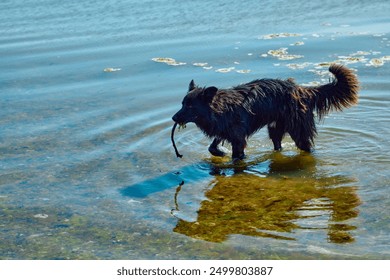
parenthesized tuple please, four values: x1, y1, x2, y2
(171, 153, 360, 244)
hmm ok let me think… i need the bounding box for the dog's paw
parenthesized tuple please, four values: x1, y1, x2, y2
(208, 146, 226, 157)
(232, 153, 246, 164)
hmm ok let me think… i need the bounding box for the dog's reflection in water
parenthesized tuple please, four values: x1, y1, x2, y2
(173, 153, 360, 244)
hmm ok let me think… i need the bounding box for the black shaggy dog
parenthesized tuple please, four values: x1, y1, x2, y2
(172, 64, 359, 161)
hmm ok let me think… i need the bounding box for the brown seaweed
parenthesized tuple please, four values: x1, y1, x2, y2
(171, 122, 183, 158)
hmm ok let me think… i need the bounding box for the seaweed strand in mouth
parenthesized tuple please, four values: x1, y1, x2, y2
(171, 122, 183, 158)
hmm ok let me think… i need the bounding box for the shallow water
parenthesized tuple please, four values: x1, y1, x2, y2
(1, 0, 389, 259)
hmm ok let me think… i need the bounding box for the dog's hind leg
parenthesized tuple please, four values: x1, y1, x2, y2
(268, 122, 286, 151)
(288, 128, 314, 153)
(292, 138, 312, 152)
(208, 138, 226, 157)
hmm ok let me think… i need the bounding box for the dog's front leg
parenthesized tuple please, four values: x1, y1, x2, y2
(231, 139, 246, 162)
(208, 138, 226, 157)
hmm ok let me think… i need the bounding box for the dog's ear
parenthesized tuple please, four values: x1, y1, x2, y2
(202, 86, 218, 102)
(188, 80, 196, 92)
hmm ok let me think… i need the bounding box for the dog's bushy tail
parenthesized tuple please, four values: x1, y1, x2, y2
(310, 64, 359, 119)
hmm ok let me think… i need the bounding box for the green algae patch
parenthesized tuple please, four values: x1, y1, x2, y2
(173, 171, 360, 243)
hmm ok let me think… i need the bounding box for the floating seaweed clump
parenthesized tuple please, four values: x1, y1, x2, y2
(383, 56, 390, 61)
(152, 57, 186, 66)
(365, 56, 390, 67)
(236, 69, 251, 74)
(290, 41, 305, 46)
(103, 67, 121, 72)
(260, 33, 301, 40)
(318, 62, 339, 67)
(350, 51, 371, 56)
(267, 48, 303, 60)
(215, 67, 235, 73)
(338, 56, 367, 64)
(193, 62, 209, 67)
(193, 62, 213, 70)
(286, 62, 312, 70)
(366, 58, 385, 67)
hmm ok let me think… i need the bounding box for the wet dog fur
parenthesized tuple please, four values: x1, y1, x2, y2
(172, 64, 359, 161)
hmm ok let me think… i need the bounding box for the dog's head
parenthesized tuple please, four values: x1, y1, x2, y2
(172, 80, 218, 125)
